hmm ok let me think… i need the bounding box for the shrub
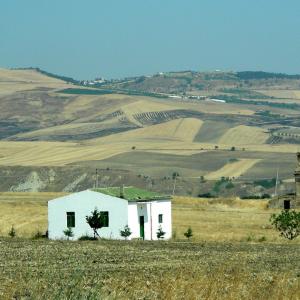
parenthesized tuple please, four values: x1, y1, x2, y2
(225, 182, 234, 189)
(32, 230, 44, 239)
(172, 230, 177, 240)
(78, 235, 97, 241)
(246, 234, 255, 242)
(8, 226, 16, 238)
(184, 227, 193, 240)
(198, 192, 214, 198)
(270, 210, 300, 240)
(254, 178, 277, 189)
(156, 226, 166, 240)
(258, 236, 267, 242)
(63, 227, 74, 240)
(120, 225, 132, 240)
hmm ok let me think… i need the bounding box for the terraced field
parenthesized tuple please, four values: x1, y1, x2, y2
(205, 159, 261, 180)
(218, 125, 269, 146)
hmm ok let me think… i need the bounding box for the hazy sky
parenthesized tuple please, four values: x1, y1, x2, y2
(1, 0, 300, 79)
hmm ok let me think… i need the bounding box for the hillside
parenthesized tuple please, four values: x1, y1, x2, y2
(1, 68, 300, 196)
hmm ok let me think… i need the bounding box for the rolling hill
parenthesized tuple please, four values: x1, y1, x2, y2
(1, 67, 300, 196)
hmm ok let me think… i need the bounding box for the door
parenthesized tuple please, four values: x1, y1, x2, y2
(139, 216, 145, 240)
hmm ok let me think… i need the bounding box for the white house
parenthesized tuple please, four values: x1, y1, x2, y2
(48, 187, 172, 240)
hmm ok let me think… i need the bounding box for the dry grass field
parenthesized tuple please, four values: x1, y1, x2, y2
(205, 159, 261, 180)
(218, 125, 269, 146)
(0, 193, 300, 299)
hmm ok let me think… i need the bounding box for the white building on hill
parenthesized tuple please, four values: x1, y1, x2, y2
(48, 187, 172, 240)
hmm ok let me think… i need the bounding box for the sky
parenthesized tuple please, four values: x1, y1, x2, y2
(0, 0, 300, 79)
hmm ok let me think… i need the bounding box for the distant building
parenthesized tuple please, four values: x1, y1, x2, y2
(207, 98, 226, 103)
(48, 187, 172, 240)
(268, 153, 300, 209)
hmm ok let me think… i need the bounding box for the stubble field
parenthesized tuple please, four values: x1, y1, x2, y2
(0, 194, 300, 299)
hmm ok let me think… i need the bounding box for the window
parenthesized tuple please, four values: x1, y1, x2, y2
(158, 214, 163, 224)
(101, 211, 109, 227)
(66, 212, 75, 228)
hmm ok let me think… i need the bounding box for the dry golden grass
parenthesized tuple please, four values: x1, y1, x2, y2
(0, 68, 69, 96)
(258, 89, 300, 100)
(0, 136, 298, 167)
(95, 118, 203, 143)
(205, 159, 261, 180)
(0, 192, 66, 237)
(172, 196, 300, 243)
(219, 125, 269, 145)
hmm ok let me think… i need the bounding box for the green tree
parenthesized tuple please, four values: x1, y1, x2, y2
(184, 227, 193, 240)
(156, 225, 166, 240)
(8, 226, 16, 238)
(120, 225, 132, 240)
(270, 210, 300, 240)
(63, 227, 74, 240)
(172, 171, 179, 180)
(86, 208, 106, 238)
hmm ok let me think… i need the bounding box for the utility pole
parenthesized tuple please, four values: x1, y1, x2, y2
(172, 174, 178, 195)
(95, 168, 99, 189)
(274, 167, 279, 197)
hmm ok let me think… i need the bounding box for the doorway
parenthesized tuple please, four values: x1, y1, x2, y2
(139, 216, 145, 239)
(284, 200, 291, 210)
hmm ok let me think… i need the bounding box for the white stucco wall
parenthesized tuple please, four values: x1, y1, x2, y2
(48, 190, 128, 240)
(127, 199, 172, 240)
(151, 200, 172, 240)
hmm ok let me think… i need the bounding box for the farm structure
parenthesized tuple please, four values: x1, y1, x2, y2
(48, 187, 172, 240)
(269, 153, 300, 209)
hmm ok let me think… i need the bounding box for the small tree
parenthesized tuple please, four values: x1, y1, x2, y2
(8, 226, 16, 238)
(63, 227, 74, 240)
(156, 225, 166, 240)
(86, 208, 105, 238)
(270, 210, 300, 240)
(120, 225, 132, 240)
(184, 227, 193, 240)
(230, 146, 236, 151)
(172, 171, 179, 180)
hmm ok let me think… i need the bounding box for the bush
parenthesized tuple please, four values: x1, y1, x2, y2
(32, 230, 45, 239)
(225, 182, 235, 189)
(8, 226, 16, 238)
(156, 226, 166, 240)
(258, 236, 267, 242)
(198, 193, 214, 198)
(270, 210, 300, 240)
(184, 227, 193, 240)
(78, 235, 97, 241)
(254, 178, 277, 189)
(120, 225, 132, 240)
(63, 227, 74, 240)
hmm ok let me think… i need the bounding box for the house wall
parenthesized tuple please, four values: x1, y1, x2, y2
(48, 190, 128, 240)
(127, 199, 172, 240)
(151, 200, 172, 240)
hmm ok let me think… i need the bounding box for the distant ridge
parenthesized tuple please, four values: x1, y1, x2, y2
(8, 67, 300, 82)
(11, 67, 79, 84)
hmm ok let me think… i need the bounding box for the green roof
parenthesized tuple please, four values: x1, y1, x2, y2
(92, 187, 171, 202)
